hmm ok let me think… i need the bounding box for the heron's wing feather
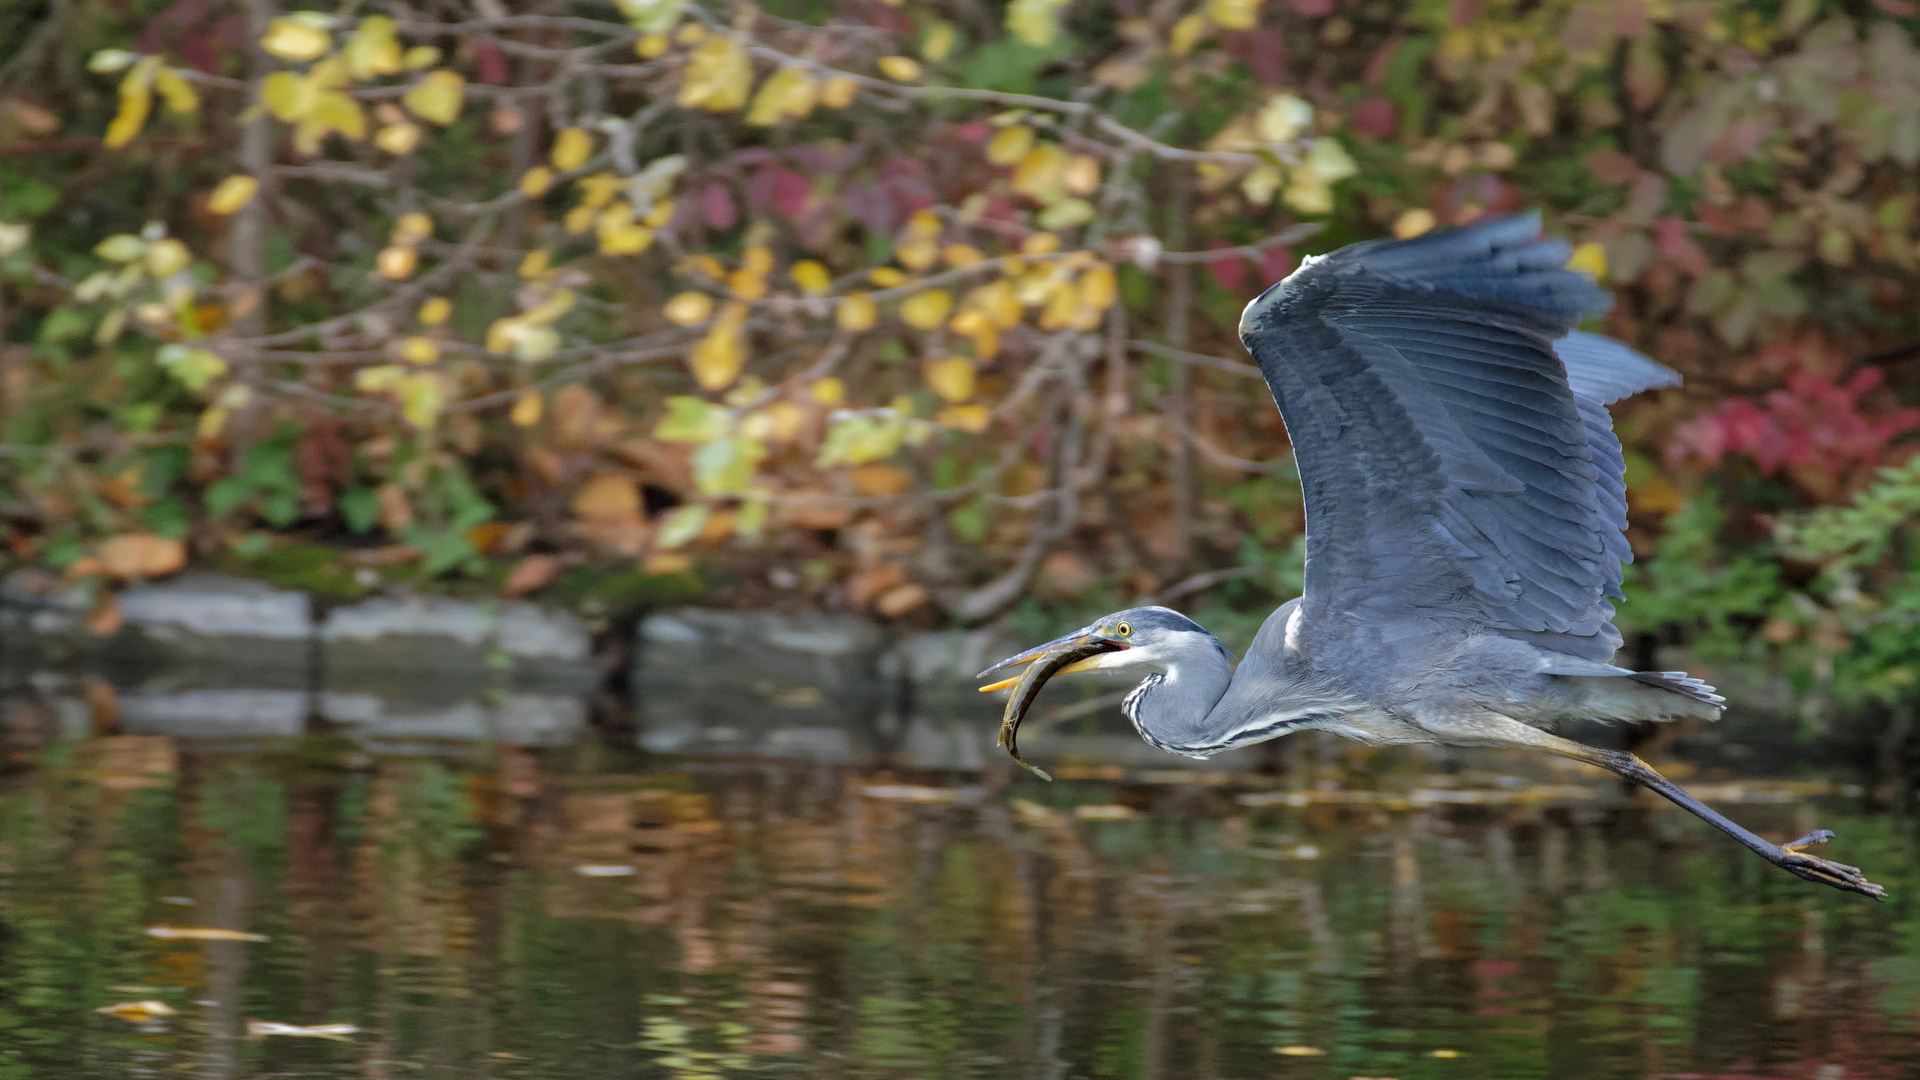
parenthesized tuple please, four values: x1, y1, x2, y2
(1240, 214, 1673, 655)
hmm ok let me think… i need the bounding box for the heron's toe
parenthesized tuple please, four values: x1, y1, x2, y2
(1777, 847, 1887, 901)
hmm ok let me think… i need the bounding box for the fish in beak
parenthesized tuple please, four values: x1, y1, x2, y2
(975, 628, 1128, 780)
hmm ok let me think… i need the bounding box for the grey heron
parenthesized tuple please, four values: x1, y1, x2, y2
(979, 213, 1884, 900)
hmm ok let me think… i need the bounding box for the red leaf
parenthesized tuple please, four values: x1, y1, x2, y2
(700, 182, 737, 230)
(1351, 97, 1398, 138)
(1289, 0, 1334, 15)
(1654, 217, 1709, 276)
(1207, 243, 1248, 294)
(471, 40, 510, 85)
(1259, 245, 1296, 284)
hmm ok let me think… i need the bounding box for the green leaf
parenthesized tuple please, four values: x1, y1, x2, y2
(657, 504, 709, 549)
(338, 487, 380, 534)
(654, 396, 733, 443)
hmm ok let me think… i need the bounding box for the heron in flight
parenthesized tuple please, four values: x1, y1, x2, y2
(979, 213, 1883, 899)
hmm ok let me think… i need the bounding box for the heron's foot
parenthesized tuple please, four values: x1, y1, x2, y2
(1772, 830, 1887, 900)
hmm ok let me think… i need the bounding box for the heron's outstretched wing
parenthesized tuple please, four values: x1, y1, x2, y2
(1238, 214, 1677, 659)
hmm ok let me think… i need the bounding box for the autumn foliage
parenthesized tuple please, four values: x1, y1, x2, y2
(2, 0, 1919, 705)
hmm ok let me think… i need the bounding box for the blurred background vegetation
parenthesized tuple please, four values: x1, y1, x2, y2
(3, 0, 1920, 734)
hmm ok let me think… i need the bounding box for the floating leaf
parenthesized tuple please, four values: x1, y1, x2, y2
(206, 175, 258, 215)
(403, 69, 465, 125)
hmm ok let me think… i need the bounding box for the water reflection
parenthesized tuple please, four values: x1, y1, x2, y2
(0, 702, 1913, 1080)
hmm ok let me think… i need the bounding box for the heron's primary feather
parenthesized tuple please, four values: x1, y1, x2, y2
(1238, 213, 1679, 664)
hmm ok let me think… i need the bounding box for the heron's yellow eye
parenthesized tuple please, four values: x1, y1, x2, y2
(1117, 622, 1131, 637)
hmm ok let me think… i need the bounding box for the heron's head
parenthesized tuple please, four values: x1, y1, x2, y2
(975, 606, 1233, 684)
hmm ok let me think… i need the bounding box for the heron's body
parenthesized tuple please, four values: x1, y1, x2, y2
(980, 214, 1884, 899)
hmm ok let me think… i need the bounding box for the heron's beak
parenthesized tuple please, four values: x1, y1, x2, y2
(975, 629, 1127, 692)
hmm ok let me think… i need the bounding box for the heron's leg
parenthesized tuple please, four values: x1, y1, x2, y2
(1424, 714, 1886, 900)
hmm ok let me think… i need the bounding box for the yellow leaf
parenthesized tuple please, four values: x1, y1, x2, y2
(986, 124, 1034, 165)
(741, 245, 774, 275)
(923, 23, 956, 62)
(310, 90, 366, 141)
(1063, 154, 1102, 196)
(678, 36, 751, 113)
(550, 126, 593, 171)
(1006, 0, 1070, 47)
(675, 23, 707, 45)
(936, 403, 991, 433)
(343, 15, 403, 78)
(791, 259, 832, 294)
(564, 205, 594, 234)
(869, 266, 908, 287)
(1020, 231, 1061, 256)
(943, 244, 986, 267)
(259, 70, 312, 122)
(103, 58, 159, 149)
(144, 239, 190, 278)
(849, 464, 913, 495)
(897, 238, 939, 271)
(1169, 12, 1210, 55)
(576, 172, 625, 210)
(1256, 94, 1313, 143)
(206, 176, 258, 215)
(1078, 264, 1117, 312)
(757, 401, 807, 442)
(518, 250, 550, 279)
(820, 75, 858, 108)
(400, 336, 439, 364)
(836, 293, 877, 331)
(746, 66, 818, 126)
(403, 45, 440, 69)
(398, 372, 447, 430)
(596, 215, 654, 256)
(376, 245, 417, 280)
(1299, 137, 1358, 184)
(1037, 198, 1093, 229)
(877, 56, 921, 82)
(663, 291, 714, 325)
(403, 69, 465, 125)
(573, 474, 642, 521)
(899, 289, 953, 330)
(1208, 0, 1259, 30)
(519, 166, 554, 197)
(1393, 208, 1436, 238)
(923, 356, 975, 402)
(261, 17, 332, 62)
(727, 266, 767, 300)
(1011, 142, 1068, 202)
(636, 33, 670, 59)
(689, 301, 749, 390)
(1566, 242, 1607, 281)
(419, 297, 452, 325)
(510, 390, 543, 427)
(392, 212, 432, 244)
(810, 377, 846, 405)
(354, 364, 406, 393)
(154, 68, 198, 114)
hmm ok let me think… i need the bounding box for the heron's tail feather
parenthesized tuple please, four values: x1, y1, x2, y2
(1630, 670, 1726, 708)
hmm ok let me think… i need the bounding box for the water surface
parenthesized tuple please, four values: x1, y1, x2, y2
(0, 712, 1916, 1079)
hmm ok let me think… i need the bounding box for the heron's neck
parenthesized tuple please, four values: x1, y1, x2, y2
(1124, 644, 1236, 756)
